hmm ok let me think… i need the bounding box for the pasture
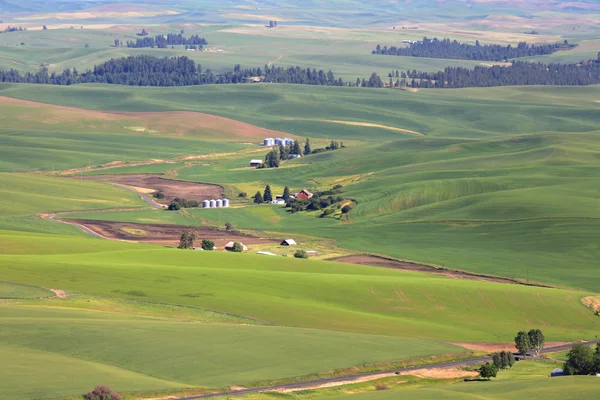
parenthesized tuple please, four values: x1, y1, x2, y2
(0, 304, 463, 400)
(0, 233, 598, 342)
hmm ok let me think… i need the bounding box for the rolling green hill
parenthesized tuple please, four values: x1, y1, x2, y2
(1, 232, 598, 342)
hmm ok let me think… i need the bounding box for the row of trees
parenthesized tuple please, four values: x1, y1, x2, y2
(402, 56, 600, 88)
(261, 139, 343, 169)
(121, 33, 208, 49)
(514, 329, 545, 356)
(477, 351, 516, 379)
(3, 53, 600, 89)
(2, 26, 26, 33)
(563, 342, 600, 375)
(253, 185, 275, 204)
(373, 38, 576, 61)
(0, 56, 377, 87)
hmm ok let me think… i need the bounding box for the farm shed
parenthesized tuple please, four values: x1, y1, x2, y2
(281, 239, 297, 246)
(224, 241, 249, 252)
(295, 189, 313, 200)
(551, 368, 564, 377)
(271, 199, 286, 205)
(250, 159, 264, 167)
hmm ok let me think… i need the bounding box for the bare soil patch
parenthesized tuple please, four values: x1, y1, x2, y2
(63, 219, 278, 248)
(48, 289, 68, 299)
(332, 255, 535, 286)
(450, 342, 570, 353)
(80, 174, 223, 205)
(581, 296, 600, 314)
(0, 96, 291, 140)
(400, 367, 478, 379)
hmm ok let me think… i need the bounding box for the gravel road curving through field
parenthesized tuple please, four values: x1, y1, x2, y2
(176, 342, 596, 399)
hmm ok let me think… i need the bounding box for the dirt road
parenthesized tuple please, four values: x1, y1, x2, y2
(332, 255, 552, 287)
(176, 342, 595, 399)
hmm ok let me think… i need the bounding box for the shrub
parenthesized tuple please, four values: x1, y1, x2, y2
(201, 239, 215, 250)
(375, 383, 389, 391)
(225, 222, 234, 231)
(238, 192, 247, 198)
(232, 242, 244, 252)
(153, 191, 165, 199)
(84, 385, 121, 400)
(168, 201, 181, 211)
(341, 204, 353, 214)
(294, 250, 308, 259)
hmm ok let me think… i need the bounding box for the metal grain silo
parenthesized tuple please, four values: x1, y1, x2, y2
(203, 200, 210, 208)
(222, 198, 230, 208)
(209, 199, 217, 208)
(216, 199, 223, 208)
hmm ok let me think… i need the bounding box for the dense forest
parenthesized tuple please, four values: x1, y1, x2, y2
(0, 55, 368, 87)
(401, 56, 600, 88)
(122, 33, 208, 49)
(1, 54, 600, 88)
(373, 38, 576, 61)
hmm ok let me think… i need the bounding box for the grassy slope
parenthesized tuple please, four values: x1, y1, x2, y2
(1, 232, 598, 342)
(0, 84, 598, 141)
(68, 129, 600, 291)
(326, 377, 600, 400)
(0, 305, 461, 399)
(0, 281, 53, 298)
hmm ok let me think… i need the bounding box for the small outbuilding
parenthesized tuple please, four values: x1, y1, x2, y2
(281, 239, 297, 246)
(250, 159, 264, 167)
(271, 199, 286, 205)
(551, 368, 565, 377)
(224, 241, 249, 252)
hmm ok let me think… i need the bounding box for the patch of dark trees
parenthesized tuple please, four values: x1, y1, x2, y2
(563, 342, 600, 375)
(2, 26, 26, 33)
(372, 37, 577, 61)
(2, 53, 600, 89)
(262, 139, 344, 169)
(168, 198, 199, 210)
(0, 55, 369, 87)
(400, 56, 600, 88)
(120, 33, 208, 49)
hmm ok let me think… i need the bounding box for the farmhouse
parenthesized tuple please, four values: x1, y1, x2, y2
(281, 239, 297, 246)
(295, 189, 313, 200)
(224, 241, 249, 252)
(264, 138, 275, 146)
(250, 159, 264, 167)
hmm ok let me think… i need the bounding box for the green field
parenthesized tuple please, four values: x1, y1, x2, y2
(1, 232, 598, 342)
(0, 281, 53, 298)
(0, 3, 599, 399)
(325, 376, 600, 400)
(0, 304, 464, 400)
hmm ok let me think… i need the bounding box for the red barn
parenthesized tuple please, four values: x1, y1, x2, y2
(296, 189, 313, 200)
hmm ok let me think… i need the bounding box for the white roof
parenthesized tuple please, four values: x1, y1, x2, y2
(282, 239, 297, 245)
(257, 251, 277, 256)
(250, 159, 264, 163)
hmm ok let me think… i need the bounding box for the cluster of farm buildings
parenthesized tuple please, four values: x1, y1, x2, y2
(263, 137, 294, 146)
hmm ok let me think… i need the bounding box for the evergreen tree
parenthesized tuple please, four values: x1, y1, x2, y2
(253, 191, 263, 204)
(291, 140, 301, 155)
(283, 186, 290, 201)
(304, 139, 311, 155)
(263, 185, 273, 202)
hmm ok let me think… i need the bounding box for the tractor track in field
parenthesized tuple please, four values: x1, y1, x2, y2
(174, 342, 596, 399)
